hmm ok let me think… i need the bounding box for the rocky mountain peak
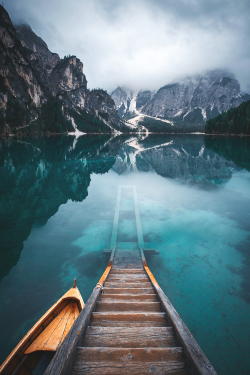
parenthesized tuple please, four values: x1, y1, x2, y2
(111, 69, 250, 129)
(15, 23, 60, 71)
(0, 5, 126, 135)
(50, 55, 87, 96)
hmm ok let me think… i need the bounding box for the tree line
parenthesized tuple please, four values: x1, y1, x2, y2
(205, 99, 250, 134)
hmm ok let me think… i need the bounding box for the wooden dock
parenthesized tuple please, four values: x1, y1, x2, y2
(44, 186, 217, 375)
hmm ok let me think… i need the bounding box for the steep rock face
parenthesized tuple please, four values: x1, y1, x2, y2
(50, 57, 87, 95)
(111, 87, 154, 119)
(86, 89, 123, 129)
(0, 5, 125, 134)
(15, 24, 60, 88)
(142, 70, 250, 124)
(0, 6, 48, 123)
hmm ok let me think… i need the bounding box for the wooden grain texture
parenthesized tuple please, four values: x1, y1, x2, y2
(99, 294, 158, 301)
(72, 361, 187, 374)
(104, 282, 152, 288)
(103, 287, 155, 294)
(90, 321, 168, 327)
(83, 327, 175, 348)
(75, 347, 184, 362)
(95, 301, 161, 312)
(109, 269, 145, 274)
(25, 302, 79, 354)
(108, 275, 149, 281)
(91, 312, 166, 323)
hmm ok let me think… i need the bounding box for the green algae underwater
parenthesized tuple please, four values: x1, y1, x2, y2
(0, 134, 250, 375)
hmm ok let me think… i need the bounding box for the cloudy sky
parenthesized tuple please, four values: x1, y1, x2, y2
(5, 0, 250, 92)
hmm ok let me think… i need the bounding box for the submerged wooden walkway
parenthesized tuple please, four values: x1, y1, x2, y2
(45, 186, 217, 375)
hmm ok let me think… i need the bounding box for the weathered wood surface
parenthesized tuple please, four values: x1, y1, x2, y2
(108, 275, 149, 281)
(109, 269, 144, 274)
(72, 361, 187, 375)
(104, 281, 152, 288)
(91, 312, 166, 323)
(74, 347, 184, 362)
(95, 301, 161, 312)
(90, 321, 168, 327)
(103, 287, 155, 294)
(83, 327, 175, 348)
(99, 294, 158, 301)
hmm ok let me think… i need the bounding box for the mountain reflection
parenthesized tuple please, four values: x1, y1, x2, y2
(0, 135, 123, 281)
(113, 135, 235, 186)
(0, 134, 236, 281)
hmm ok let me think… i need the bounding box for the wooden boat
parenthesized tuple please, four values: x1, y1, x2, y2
(0, 280, 84, 375)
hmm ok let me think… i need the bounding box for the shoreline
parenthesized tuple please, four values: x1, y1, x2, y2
(1, 132, 250, 139)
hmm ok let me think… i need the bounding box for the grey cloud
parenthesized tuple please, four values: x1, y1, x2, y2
(4, 0, 250, 92)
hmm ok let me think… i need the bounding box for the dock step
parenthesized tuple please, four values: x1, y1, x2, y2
(99, 294, 158, 301)
(104, 282, 152, 288)
(109, 269, 145, 274)
(95, 301, 161, 312)
(103, 287, 155, 294)
(72, 348, 187, 375)
(83, 327, 176, 348)
(72, 361, 187, 374)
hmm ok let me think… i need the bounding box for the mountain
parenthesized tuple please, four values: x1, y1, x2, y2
(0, 5, 128, 135)
(111, 87, 154, 119)
(205, 98, 250, 135)
(111, 71, 250, 131)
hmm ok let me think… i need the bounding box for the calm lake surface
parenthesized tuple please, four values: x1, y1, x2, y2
(0, 134, 250, 374)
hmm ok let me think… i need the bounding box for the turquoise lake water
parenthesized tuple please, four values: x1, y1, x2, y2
(0, 134, 250, 374)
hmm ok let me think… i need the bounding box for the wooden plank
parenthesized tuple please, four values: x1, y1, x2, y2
(108, 276, 149, 281)
(72, 361, 187, 374)
(90, 321, 168, 327)
(103, 288, 155, 294)
(82, 333, 174, 348)
(109, 269, 145, 274)
(83, 327, 175, 348)
(112, 265, 143, 270)
(25, 302, 79, 353)
(74, 347, 184, 362)
(95, 301, 161, 312)
(85, 326, 173, 334)
(91, 312, 166, 323)
(99, 294, 158, 301)
(104, 282, 152, 288)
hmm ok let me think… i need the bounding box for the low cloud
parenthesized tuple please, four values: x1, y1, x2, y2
(5, 0, 250, 92)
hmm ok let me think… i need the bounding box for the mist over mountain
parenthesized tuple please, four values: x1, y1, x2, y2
(111, 70, 250, 131)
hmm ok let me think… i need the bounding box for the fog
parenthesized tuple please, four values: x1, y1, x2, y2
(5, 0, 250, 92)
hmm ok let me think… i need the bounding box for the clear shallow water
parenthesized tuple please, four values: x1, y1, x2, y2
(0, 134, 250, 374)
